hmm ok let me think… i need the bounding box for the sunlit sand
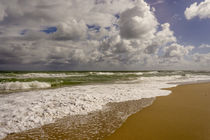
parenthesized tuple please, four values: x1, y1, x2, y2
(105, 83, 210, 140)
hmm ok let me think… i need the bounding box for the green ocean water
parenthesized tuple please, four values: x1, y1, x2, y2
(0, 71, 210, 93)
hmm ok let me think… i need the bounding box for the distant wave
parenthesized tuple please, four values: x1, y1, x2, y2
(89, 72, 144, 75)
(0, 81, 51, 91)
(0, 73, 87, 79)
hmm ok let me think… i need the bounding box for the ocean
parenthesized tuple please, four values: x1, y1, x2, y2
(1, 71, 210, 139)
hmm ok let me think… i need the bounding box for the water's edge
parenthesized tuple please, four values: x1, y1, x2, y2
(3, 98, 155, 140)
(2, 74, 210, 139)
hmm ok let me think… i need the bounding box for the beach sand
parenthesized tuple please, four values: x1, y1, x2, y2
(3, 82, 210, 140)
(105, 82, 210, 140)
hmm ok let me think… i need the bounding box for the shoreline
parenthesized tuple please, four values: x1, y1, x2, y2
(0, 75, 176, 139)
(3, 98, 154, 140)
(105, 82, 210, 140)
(1, 81, 210, 139)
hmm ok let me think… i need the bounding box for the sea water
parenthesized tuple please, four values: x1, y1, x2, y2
(0, 71, 210, 139)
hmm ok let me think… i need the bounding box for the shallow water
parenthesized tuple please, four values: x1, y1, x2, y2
(1, 72, 210, 139)
(3, 98, 154, 140)
(1, 71, 209, 92)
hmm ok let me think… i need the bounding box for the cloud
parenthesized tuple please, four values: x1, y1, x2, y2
(199, 44, 210, 49)
(119, 2, 158, 39)
(192, 53, 210, 68)
(163, 43, 194, 60)
(150, 0, 164, 6)
(145, 23, 176, 54)
(185, 0, 210, 20)
(0, 0, 208, 70)
(51, 19, 87, 41)
(0, 4, 6, 21)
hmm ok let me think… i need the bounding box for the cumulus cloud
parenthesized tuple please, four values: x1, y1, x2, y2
(119, 2, 158, 39)
(199, 44, 210, 49)
(193, 53, 210, 63)
(150, 0, 164, 6)
(51, 19, 87, 41)
(0, 4, 6, 21)
(191, 52, 210, 70)
(185, 0, 210, 20)
(145, 23, 176, 54)
(163, 43, 194, 60)
(0, 0, 207, 70)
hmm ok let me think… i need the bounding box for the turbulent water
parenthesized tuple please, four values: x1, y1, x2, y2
(0, 71, 210, 139)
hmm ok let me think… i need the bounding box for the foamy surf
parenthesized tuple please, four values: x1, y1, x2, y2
(0, 81, 51, 91)
(0, 73, 87, 79)
(0, 74, 210, 139)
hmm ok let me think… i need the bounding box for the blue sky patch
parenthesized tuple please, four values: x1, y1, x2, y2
(114, 14, 120, 19)
(20, 29, 28, 35)
(113, 24, 119, 30)
(87, 24, 101, 32)
(105, 26, 111, 31)
(146, 0, 209, 46)
(41, 26, 57, 34)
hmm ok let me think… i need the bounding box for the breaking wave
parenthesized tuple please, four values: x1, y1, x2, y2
(0, 74, 210, 139)
(0, 73, 87, 79)
(0, 81, 51, 91)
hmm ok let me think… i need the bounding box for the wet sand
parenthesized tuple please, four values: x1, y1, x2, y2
(105, 83, 210, 140)
(3, 98, 154, 140)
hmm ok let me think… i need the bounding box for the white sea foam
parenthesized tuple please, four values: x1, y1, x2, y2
(0, 75, 210, 139)
(135, 72, 144, 75)
(0, 72, 143, 79)
(0, 73, 86, 79)
(119, 72, 143, 75)
(89, 72, 143, 75)
(0, 81, 51, 91)
(89, 72, 115, 75)
(144, 71, 159, 74)
(20, 73, 87, 78)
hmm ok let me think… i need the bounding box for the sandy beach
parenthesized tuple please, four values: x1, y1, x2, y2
(2, 82, 210, 140)
(105, 82, 210, 140)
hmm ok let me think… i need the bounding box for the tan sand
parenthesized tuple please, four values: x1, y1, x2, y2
(105, 83, 210, 140)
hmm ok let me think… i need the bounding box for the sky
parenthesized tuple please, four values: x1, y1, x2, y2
(0, 0, 210, 71)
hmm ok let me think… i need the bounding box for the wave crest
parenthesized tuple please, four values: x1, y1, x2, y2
(0, 81, 51, 91)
